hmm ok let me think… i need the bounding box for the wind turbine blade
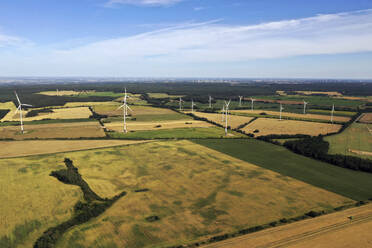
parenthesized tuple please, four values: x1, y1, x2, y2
(126, 105, 133, 112)
(22, 104, 33, 107)
(116, 104, 125, 110)
(15, 106, 21, 114)
(14, 91, 21, 105)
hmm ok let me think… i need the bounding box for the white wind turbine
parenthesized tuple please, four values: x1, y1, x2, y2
(117, 88, 133, 133)
(224, 100, 231, 135)
(191, 99, 197, 113)
(250, 97, 256, 111)
(178, 97, 184, 111)
(14, 91, 32, 134)
(331, 104, 335, 123)
(239, 96, 243, 107)
(279, 103, 284, 121)
(303, 100, 309, 114)
(221, 105, 225, 122)
(208, 95, 213, 108)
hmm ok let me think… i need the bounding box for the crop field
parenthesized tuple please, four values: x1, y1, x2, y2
(0, 156, 83, 247)
(38, 90, 87, 96)
(202, 203, 372, 248)
(294, 91, 343, 96)
(0, 121, 106, 140)
(325, 123, 372, 158)
(107, 126, 242, 139)
(232, 110, 350, 123)
(359, 113, 372, 124)
(241, 118, 342, 137)
(6, 140, 347, 248)
(0, 101, 17, 111)
(191, 112, 255, 129)
(0, 140, 150, 158)
(95, 105, 183, 120)
(307, 109, 356, 117)
(63, 101, 119, 108)
(105, 120, 213, 132)
(147, 93, 184, 99)
(194, 139, 372, 200)
(1, 107, 92, 122)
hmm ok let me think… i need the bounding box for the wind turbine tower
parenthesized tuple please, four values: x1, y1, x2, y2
(179, 97, 184, 111)
(191, 99, 196, 113)
(331, 104, 335, 123)
(209, 95, 213, 108)
(280, 103, 284, 121)
(303, 100, 309, 114)
(239, 96, 243, 107)
(224, 100, 231, 135)
(221, 105, 225, 122)
(117, 88, 133, 133)
(250, 97, 256, 111)
(14, 91, 32, 134)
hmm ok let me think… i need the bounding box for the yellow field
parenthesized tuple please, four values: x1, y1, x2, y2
(1, 107, 92, 122)
(359, 113, 372, 124)
(0, 101, 17, 110)
(242, 118, 342, 136)
(203, 204, 372, 248)
(45, 140, 351, 248)
(38, 90, 94, 96)
(0, 140, 151, 158)
(232, 110, 350, 122)
(0, 156, 83, 247)
(96, 105, 183, 119)
(105, 120, 213, 132)
(0, 121, 106, 140)
(64, 101, 119, 108)
(191, 112, 254, 129)
(295, 91, 342, 96)
(147, 93, 184, 99)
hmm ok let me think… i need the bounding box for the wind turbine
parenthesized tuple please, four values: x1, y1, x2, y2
(14, 91, 32, 134)
(56, 89, 59, 96)
(303, 100, 309, 114)
(250, 97, 256, 111)
(224, 100, 231, 135)
(279, 103, 284, 121)
(221, 105, 225, 122)
(208, 95, 213, 108)
(178, 97, 184, 111)
(191, 99, 197, 113)
(239, 96, 243, 107)
(117, 88, 133, 133)
(331, 104, 335, 123)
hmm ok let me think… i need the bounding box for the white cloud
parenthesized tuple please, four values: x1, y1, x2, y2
(0, 33, 23, 48)
(106, 0, 183, 7)
(2, 9, 372, 77)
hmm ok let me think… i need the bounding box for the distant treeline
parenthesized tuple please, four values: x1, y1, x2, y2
(1, 82, 371, 108)
(284, 136, 372, 173)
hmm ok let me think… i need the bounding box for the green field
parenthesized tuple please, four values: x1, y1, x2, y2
(194, 139, 372, 200)
(107, 127, 244, 139)
(325, 123, 372, 158)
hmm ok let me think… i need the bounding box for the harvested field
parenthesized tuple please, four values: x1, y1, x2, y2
(191, 112, 255, 129)
(38, 90, 91, 96)
(48, 140, 351, 248)
(1, 107, 92, 122)
(325, 123, 372, 158)
(0, 101, 17, 110)
(105, 120, 213, 132)
(242, 118, 342, 136)
(95, 105, 182, 119)
(64, 101, 119, 108)
(0, 140, 150, 158)
(202, 203, 372, 248)
(295, 91, 342, 96)
(0, 121, 106, 140)
(232, 110, 350, 122)
(0, 157, 83, 247)
(147, 93, 184, 99)
(359, 113, 372, 124)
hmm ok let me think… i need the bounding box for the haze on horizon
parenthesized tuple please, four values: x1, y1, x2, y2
(1, 0, 372, 79)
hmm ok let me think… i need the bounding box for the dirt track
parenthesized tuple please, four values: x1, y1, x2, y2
(203, 203, 372, 248)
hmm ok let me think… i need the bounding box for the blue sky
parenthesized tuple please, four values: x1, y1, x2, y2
(1, 0, 372, 78)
